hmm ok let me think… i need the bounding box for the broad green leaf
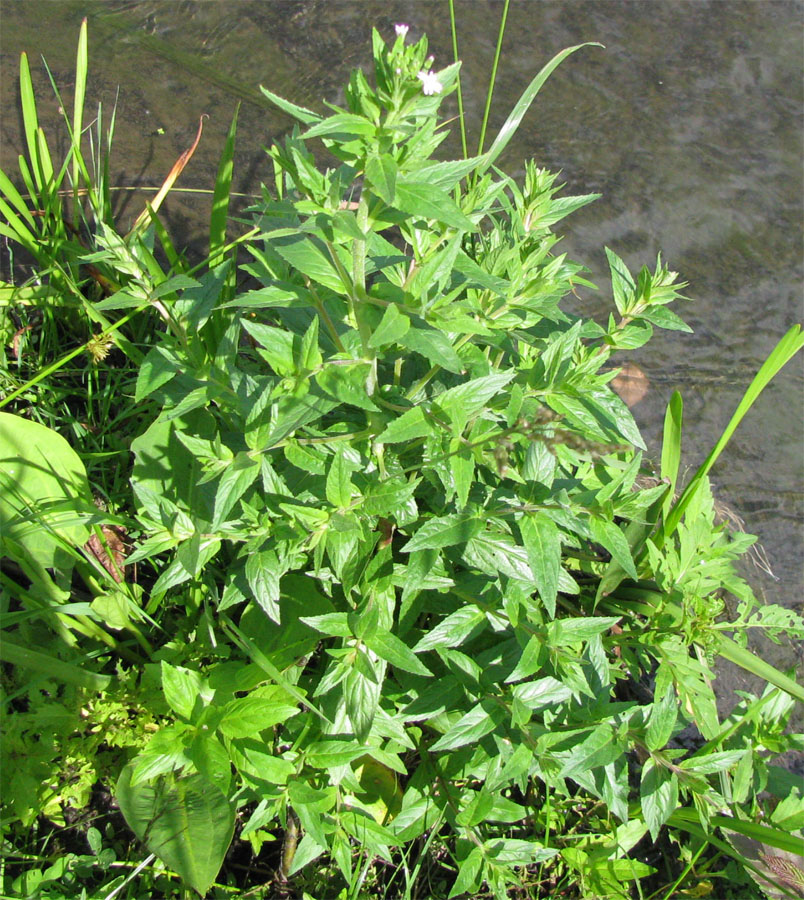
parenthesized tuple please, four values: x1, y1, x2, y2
(316, 361, 379, 411)
(326, 448, 354, 509)
(212, 452, 260, 529)
(365, 152, 397, 205)
(116, 767, 235, 897)
(646, 683, 678, 751)
(546, 616, 621, 645)
(362, 476, 419, 516)
(394, 180, 476, 231)
(0, 412, 94, 568)
(590, 517, 637, 580)
(558, 724, 622, 778)
(430, 704, 497, 752)
(241, 319, 296, 376)
(245, 549, 282, 622)
(512, 676, 572, 709)
(434, 372, 515, 432)
(218, 697, 299, 738)
(413, 605, 485, 653)
(605, 247, 636, 316)
(519, 512, 561, 617)
(302, 112, 376, 140)
(400, 327, 464, 374)
(345, 663, 382, 742)
(367, 630, 432, 676)
(376, 406, 433, 444)
(271, 232, 346, 294)
(305, 740, 368, 768)
(367, 301, 410, 349)
(640, 759, 678, 841)
(161, 662, 208, 721)
(299, 316, 322, 371)
(449, 846, 483, 898)
(403, 511, 482, 552)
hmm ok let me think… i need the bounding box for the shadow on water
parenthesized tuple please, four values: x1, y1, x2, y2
(1, 0, 801, 716)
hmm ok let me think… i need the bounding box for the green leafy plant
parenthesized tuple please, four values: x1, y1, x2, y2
(2, 17, 802, 900)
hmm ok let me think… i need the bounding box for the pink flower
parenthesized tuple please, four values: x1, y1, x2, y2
(394, 23, 410, 38)
(417, 69, 442, 95)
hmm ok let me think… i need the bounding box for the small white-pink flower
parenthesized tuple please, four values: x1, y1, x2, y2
(417, 69, 442, 95)
(394, 23, 409, 38)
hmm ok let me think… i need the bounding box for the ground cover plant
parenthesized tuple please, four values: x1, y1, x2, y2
(2, 12, 804, 900)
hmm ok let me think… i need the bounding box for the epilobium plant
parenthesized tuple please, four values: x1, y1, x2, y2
(3, 21, 803, 900)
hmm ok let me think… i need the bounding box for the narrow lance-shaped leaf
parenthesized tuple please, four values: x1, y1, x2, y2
(519, 512, 561, 618)
(478, 43, 603, 174)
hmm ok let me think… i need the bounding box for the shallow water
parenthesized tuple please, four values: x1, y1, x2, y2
(1, 1, 802, 708)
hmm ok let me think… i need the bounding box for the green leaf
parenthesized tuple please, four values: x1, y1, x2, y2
(430, 704, 497, 751)
(394, 180, 476, 231)
(434, 372, 515, 432)
(413, 605, 486, 653)
(366, 152, 397, 205)
(0, 412, 94, 568)
(246, 549, 282, 622)
(546, 616, 621, 645)
(271, 232, 346, 294)
(116, 767, 235, 897)
(376, 406, 433, 444)
(259, 86, 322, 123)
(345, 663, 382, 742)
(605, 247, 636, 316)
(519, 512, 561, 617)
(305, 740, 368, 768)
(241, 319, 296, 376)
(590, 517, 637, 580)
(400, 327, 464, 374)
(367, 630, 432, 677)
(449, 847, 483, 898)
(161, 662, 207, 721)
(367, 302, 410, 349)
(302, 112, 376, 140)
(326, 448, 354, 509)
(403, 511, 482, 552)
(645, 684, 678, 751)
(640, 759, 678, 841)
(512, 676, 573, 709)
(212, 452, 260, 529)
(218, 697, 299, 739)
(299, 315, 322, 371)
(316, 361, 379, 411)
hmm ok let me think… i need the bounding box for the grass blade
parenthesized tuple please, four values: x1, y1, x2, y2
(72, 17, 88, 218)
(448, 0, 468, 161)
(715, 634, 804, 704)
(18, 51, 42, 193)
(0, 637, 112, 691)
(660, 325, 804, 544)
(479, 42, 603, 174)
(476, 0, 510, 158)
(660, 389, 683, 517)
(209, 104, 239, 267)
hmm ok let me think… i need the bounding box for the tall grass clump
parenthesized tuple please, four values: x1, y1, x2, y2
(1, 15, 803, 900)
